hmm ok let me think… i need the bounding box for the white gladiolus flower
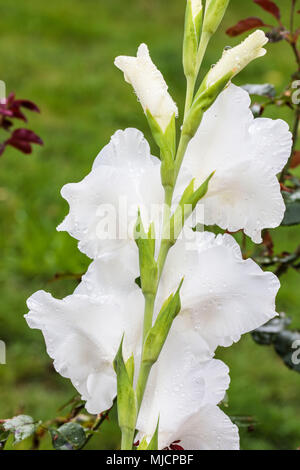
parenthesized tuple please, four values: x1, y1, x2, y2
(137, 330, 239, 449)
(57, 128, 164, 258)
(25, 245, 143, 414)
(158, 231, 279, 350)
(205, 30, 268, 88)
(115, 44, 178, 132)
(179, 84, 292, 243)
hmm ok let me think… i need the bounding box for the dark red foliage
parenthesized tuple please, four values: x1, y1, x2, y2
(253, 0, 281, 21)
(226, 17, 269, 37)
(0, 92, 42, 157)
(0, 92, 40, 124)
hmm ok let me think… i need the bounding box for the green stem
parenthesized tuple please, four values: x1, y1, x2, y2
(121, 427, 135, 450)
(174, 133, 192, 180)
(136, 361, 152, 410)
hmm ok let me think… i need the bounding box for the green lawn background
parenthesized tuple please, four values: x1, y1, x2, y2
(0, 0, 299, 450)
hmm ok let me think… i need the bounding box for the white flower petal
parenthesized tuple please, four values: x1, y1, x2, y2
(74, 243, 139, 298)
(25, 249, 143, 414)
(180, 84, 292, 242)
(136, 319, 213, 440)
(57, 128, 163, 258)
(163, 405, 239, 450)
(205, 31, 268, 88)
(115, 44, 178, 132)
(204, 160, 286, 244)
(159, 231, 279, 350)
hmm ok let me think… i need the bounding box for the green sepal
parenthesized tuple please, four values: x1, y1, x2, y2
(135, 211, 158, 296)
(113, 336, 137, 433)
(170, 171, 214, 241)
(125, 355, 135, 386)
(202, 0, 230, 36)
(183, 0, 202, 78)
(137, 436, 149, 450)
(146, 418, 160, 450)
(146, 110, 176, 188)
(142, 280, 183, 365)
(182, 71, 232, 138)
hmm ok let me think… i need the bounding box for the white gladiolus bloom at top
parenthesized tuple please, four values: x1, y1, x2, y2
(115, 44, 178, 132)
(179, 84, 292, 243)
(205, 30, 268, 88)
(57, 128, 164, 258)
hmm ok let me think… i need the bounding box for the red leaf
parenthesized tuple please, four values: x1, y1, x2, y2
(10, 128, 43, 145)
(226, 17, 269, 37)
(290, 150, 300, 169)
(5, 128, 43, 154)
(7, 139, 32, 154)
(14, 99, 40, 113)
(253, 0, 281, 21)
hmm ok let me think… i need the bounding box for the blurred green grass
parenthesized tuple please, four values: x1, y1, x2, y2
(0, 0, 299, 450)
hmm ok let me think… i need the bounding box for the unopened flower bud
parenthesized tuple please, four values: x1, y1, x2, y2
(204, 30, 268, 88)
(202, 0, 230, 36)
(115, 44, 178, 133)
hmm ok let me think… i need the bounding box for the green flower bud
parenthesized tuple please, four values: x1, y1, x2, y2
(135, 212, 158, 296)
(142, 281, 183, 365)
(183, 0, 203, 78)
(202, 0, 230, 36)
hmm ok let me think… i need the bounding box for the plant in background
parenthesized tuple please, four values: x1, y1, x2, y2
(1, 0, 296, 450)
(0, 88, 43, 156)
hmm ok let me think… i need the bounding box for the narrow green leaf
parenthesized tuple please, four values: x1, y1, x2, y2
(147, 418, 160, 450)
(170, 172, 215, 241)
(113, 337, 137, 433)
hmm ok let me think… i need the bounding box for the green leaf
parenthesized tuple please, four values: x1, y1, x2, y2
(113, 337, 137, 433)
(170, 172, 215, 241)
(137, 436, 149, 450)
(183, 71, 232, 138)
(142, 280, 183, 364)
(242, 83, 276, 98)
(0, 429, 10, 449)
(3, 415, 38, 445)
(50, 422, 86, 450)
(281, 191, 300, 226)
(147, 418, 159, 450)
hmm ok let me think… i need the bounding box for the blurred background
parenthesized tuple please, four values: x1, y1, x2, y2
(0, 0, 299, 450)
